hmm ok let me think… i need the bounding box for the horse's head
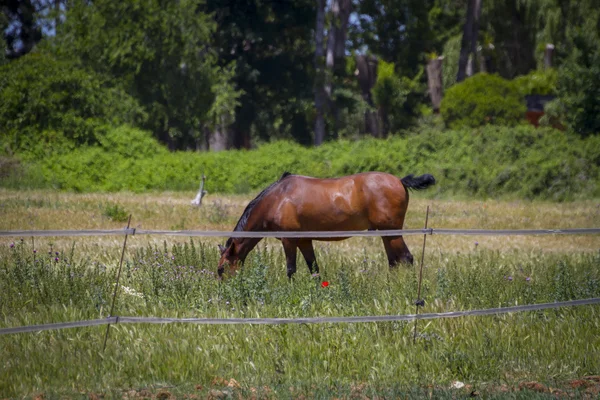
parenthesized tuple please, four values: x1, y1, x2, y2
(217, 241, 242, 278)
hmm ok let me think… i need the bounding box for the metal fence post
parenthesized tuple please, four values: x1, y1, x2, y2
(102, 215, 133, 351)
(413, 206, 430, 343)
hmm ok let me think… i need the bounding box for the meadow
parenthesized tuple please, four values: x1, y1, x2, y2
(1, 189, 599, 399)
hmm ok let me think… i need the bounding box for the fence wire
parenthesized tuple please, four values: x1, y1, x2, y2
(2, 298, 599, 336)
(1, 227, 599, 238)
(1, 226, 598, 337)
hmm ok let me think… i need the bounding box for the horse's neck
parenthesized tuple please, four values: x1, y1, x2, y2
(236, 238, 261, 262)
(235, 201, 265, 261)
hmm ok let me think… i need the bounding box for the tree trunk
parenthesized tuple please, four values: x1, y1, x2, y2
(325, 0, 339, 75)
(324, 0, 352, 139)
(314, 0, 326, 146)
(334, 0, 352, 63)
(230, 118, 251, 150)
(208, 128, 228, 151)
(427, 56, 444, 113)
(356, 55, 380, 138)
(457, 0, 476, 82)
(208, 116, 229, 151)
(324, 0, 338, 137)
(544, 43, 555, 69)
(470, 0, 482, 73)
(466, 54, 474, 77)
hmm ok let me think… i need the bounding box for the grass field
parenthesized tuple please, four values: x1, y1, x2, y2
(1, 189, 599, 399)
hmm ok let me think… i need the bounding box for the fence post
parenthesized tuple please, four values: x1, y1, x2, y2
(102, 215, 133, 351)
(413, 206, 430, 343)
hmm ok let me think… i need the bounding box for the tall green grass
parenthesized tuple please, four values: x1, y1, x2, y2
(1, 239, 599, 397)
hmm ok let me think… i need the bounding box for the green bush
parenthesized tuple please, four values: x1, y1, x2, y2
(513, 68, 558, 96)
(440, 73, 526, 129)
(550, 33, 600, 136)
(32, 125, 168, 192)
(0, 52, 146, 158)
(5, 125, 599, 201)
(102, 203, 129, 222)
(372, 61, 424, 134)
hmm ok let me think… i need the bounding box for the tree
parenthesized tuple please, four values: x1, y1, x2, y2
(206, 64, 244, 151)
(53, 0, 218, 150)
(543, 0, 600, 136)
(355, 0, 463, 77)
(456, 0, 481, 82)
(2, 0, 42, 59)
(0, 52, 145, 156)
(323, 0, 352, 139)
(205, 0, 316, 148)
(314, 0, 327, 146)
(353, 0, 464, 130)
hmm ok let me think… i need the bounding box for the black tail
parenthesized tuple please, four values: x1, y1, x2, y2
(400, 174, 436, 191)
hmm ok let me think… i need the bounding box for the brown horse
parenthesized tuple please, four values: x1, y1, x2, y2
(217, 172, 435, 278)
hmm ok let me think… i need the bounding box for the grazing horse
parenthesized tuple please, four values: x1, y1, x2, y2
(217, 172, 435, 278)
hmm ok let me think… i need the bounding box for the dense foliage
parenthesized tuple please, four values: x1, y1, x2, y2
(545, 11, 600, 137)
(372, 61, 424, 134)
(2, 0, 598, 150)
(0, 52, 145, 156)
(53, 0, 219, 149)
(440, 74, 526, 129)
(3, 125, 597, 201)
(0, 0, 598, 201)
(513, 68, 558, 96)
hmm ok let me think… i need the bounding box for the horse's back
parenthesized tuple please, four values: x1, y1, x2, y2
(264, 172, 408, 231)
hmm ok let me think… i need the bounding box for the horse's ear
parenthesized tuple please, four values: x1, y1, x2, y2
(218, 244, 226, 254)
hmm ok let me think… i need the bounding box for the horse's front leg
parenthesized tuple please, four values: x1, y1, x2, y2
(298, 239, 319, 275)
(281, 238, 298, 279)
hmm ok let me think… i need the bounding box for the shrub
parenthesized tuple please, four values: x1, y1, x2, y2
(0, 52, 146, 158)
(513, 68, 558, 96)
(102, 203, 129, 222)
(549, 36, 600, 136)
(373, 61, 423, 133)
(440, 73, 526, 129)
(6, 125, 599, 201)
(97, 125, 167, 159)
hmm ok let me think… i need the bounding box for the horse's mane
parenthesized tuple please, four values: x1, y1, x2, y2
(225, 172, 292, 248)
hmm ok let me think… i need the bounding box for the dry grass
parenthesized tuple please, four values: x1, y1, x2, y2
(1, 189, 598, 260)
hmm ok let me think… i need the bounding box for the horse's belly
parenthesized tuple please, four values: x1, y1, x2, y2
(297, 209, 369, 231)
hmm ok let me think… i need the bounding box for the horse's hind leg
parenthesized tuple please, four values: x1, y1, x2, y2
(281, 238, 298, 279)
(382, 236, 414, 267)
(298, 239, 319, 275)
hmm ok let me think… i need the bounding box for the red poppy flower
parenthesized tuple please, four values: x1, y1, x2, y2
(321, 281, 329, 288)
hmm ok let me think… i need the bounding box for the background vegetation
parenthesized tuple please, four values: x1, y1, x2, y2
(2, 124, 598, 202)
(1, 0, 599, 154)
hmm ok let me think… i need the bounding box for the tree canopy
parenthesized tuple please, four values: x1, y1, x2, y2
(1, 0, 598, 153)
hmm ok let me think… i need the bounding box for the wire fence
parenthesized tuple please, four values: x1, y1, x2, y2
(1, 227, 599, 238)
(1, 225, 599, 339)
(2, 298, 599, 336)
